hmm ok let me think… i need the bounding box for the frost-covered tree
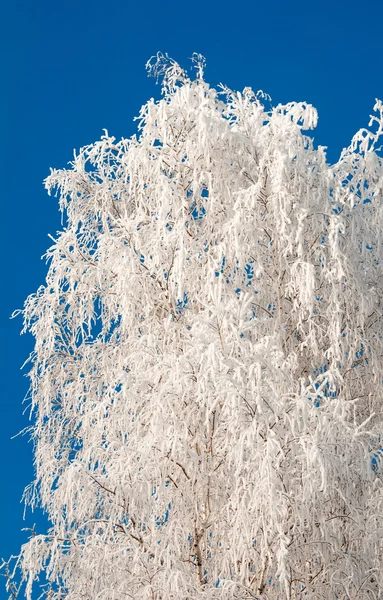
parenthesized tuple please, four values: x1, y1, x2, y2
(3, 53, 383, 599)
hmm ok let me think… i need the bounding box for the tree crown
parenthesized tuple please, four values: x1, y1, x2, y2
(3, 53, 383, 600)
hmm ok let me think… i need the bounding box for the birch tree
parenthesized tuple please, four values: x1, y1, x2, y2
(3, 53, 383, 599)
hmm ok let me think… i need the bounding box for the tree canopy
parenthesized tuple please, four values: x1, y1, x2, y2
(4, 53, 383, 599)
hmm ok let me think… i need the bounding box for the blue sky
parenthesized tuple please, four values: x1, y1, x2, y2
(1, 0, 382, 596)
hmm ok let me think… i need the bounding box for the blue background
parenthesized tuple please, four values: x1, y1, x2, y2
(1, 0, 382, 597)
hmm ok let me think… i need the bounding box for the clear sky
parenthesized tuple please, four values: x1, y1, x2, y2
(1, 0, 382, 597)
